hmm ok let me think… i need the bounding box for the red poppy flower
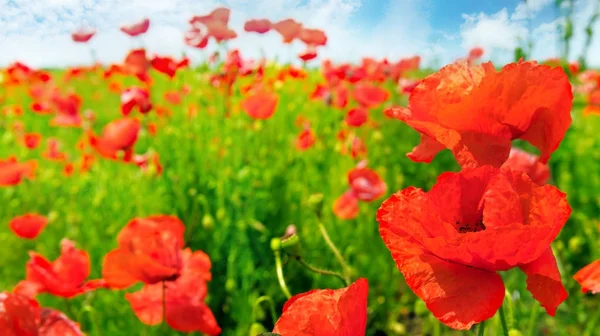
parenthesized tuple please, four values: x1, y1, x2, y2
(296, 127, 316, 151)
(9, 214, 48, 239)
(333, 190, 359, 220)
(15, 239, 107, 299)
(205, 21, 237, 42)
(151, 56, 179, 78)
(103, 215, 186, 288)
(50, 93, 82, 128)
(273, 19, 303, 43)
(133, 152, 163, 175)
(0, 157, 37, 187)
(377, 166, 571, 329)
(184, 28, 209, 49)
(121, 87, 152, 116)
(353, 83, 389, 108)
(241, 90, 278, 120)
(164, 91, 182, 105)
(468, 47, 484, 60)
(244, 19, 271, 34)
(273, 278, 368, 335)
(121, 18, 150, 37)
(348, 167, 386, 202)
(31, 102, 52, 114)
(44, 138, 67, 161)
(574, 259, 600, 294)
(501, 148, 550, 185)
(89, 118, 140, 160)
(299, 28, 327, 46)
(190, 7, 230, 26)
(71, 28, 95, 43)
(124, 49, 151, 82)
(0, 292, 83, 336)
(386, 61, 572, 168)
(23, 133, 42, 150)
(299, 47, 318, 62)
(125, 249, 221, 334)
(345, 107, 368, 127)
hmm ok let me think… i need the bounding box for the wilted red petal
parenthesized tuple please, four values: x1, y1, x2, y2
(9, 214, 48, 239)
(574, 259, 600, 294)
(519, 248, 567, 315)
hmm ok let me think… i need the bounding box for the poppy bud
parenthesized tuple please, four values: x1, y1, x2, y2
(249, 322, 267, 336)
(388, 322, 406, 335)
(270, 238, 281, 251)
(307, 193, 324, 211)
(568, 236, 584, 254)
(280, 226, 299, 249)
(202, 213, 215, 230)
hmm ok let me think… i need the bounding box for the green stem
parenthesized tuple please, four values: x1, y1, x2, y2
(318, 222, 351, 284)
(499, 304, 509, 336)
(274, 249, 292, 299)
(526, 301, 539, 336)
(292, 255, 347, 286)
(478, 320, 486, 336)
(252, 296, 278, 323)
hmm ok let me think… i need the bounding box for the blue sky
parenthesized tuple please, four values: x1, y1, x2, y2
(0, 0, 598, 68)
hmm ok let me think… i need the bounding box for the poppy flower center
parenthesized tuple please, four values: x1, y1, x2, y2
(455, 218, 486, 234)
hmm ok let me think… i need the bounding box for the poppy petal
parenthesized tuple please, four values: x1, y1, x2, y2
(166, 301, 221, 335)
(102, 249, 180, 288)
(574, 259, 600, 294)
(39, 308, 84, 336)
(519, 248, 567, 315)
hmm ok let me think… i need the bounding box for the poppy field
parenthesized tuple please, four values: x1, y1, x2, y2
(2, 6, 600, 336)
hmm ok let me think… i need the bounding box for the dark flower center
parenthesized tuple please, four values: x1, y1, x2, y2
(455, 219, 486, 234)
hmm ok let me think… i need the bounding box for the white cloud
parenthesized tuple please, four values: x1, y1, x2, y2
(512, 0, 552, 20)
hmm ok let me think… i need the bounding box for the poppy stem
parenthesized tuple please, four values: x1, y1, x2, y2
(252, 295, 278, 324)
(499, 304, 509, 336)
(318, 222, 351, 285)
(274, 249, 292, 299)
(291, 255, 347, 286)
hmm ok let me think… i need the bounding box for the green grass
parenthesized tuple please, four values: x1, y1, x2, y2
(0, 65, 599, 335)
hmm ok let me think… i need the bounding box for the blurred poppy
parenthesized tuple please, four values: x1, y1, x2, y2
(38, 308, 84, 336)
(333, 190, 359, 220)
(299, 28, 327, 46)
(103, 215, 186, 288)
(44, 138, 67, 161)
(273, 278, 368, 335)
(377, 166, 570, 329)
(386, 61, 572, 168)
(133, 152, 163, 175)
(501, 148, 550, 185)
(348, 167, 386, 201)
(468, 47, 484, 62)
(273, 19, 303, 43)
(71, 28, 95, 43)
(345, 107, 368, 127)
(0, 157, 37, 187)
(50, 92, 83, 127)
(241, 90, 278, 120)
(121, 18, 150, 37)
(23, 133, 42, 150)
(190, 7, 230, 26)
(9, 214, 47, 240)
(574, 259, 600, 294)
(151, 56, 180, 78)
(244, 19, 272, 34)
(124, 49, 151, 82)
(299, 47, 318, 62)
(121, 87, 152, 116)
(296, 126, 316, 151)
(89, 118, 140, 160)
(353, 83, 389, 108)
(164, 91, 182, 105)
(125, 249, 221, 334)
(15, 239, 107, 299)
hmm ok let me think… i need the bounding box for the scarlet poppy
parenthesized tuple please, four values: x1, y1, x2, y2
(71, 28, 95, 43)
(132, 152, 163, 175)
(103, 215, 186, 288)
(501, 148, 550, 185)
(386, 61, 572, 168)
(121, 87, 152, 116)
(50, 93, 83, 128)
(150, 56, 179, 78)
(299, 28, 327, 46)
(298, 47, 318, 62)
(272, 19, 303, 43)
(121, 18, 150, 37)
(89, 118, 140, 160)
(190, 7, 230, 26)
(124, 49, 151, 82)
(241, 90, 278, 120)
(23, 133, 42, 150)
(15, 239, 107, 299)
(353, 83, 389, 108)
(0, 157, 37, 187)
(348, 167, 386, 202)
(272, 278, 368, 335)
(333, 190, 359, 220)
(125, 249, 221, 334)
(296, 127, 316, 151)
(345, 107, 368, 127)
(164, 91, 182, 105)
(468, 47, 484, 60)
(43, 138, 67, 161)
(244, 19, 272, 34)
(377, 166, 570, 329)
(184, 27, 209, 49)
(574, 259, 600, 294)
(9, 214, 48, 239)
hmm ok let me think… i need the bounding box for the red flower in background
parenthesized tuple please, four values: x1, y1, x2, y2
(273, 278, 368, 335)
(71, 28, 95, 43)
(345, 107, 368, 127)
(89, 118, 140, 160)
(15, 239, 107, 299)
(9, 214, 48, 240)
(501, 148, 550, 185)
(353, 83, 389, 108)
(50, 92, 83, 128)
(299, 28, 327, 46)
(386, 61, 572, 168)
(574, 259, 600, 294)
(23, 133, 42, 150)
(377, 166, 570, 329)
(333, 191, 359, 220)
(124, 49, 151, 82)
(121, 87, 152, 116)
(44, 138, 67, 161)
(190, 7, 230, 26)
(298, 47, 318, 62)
(348, 167, 387, 202)
(273, 19, 303, 43)
(151, 56, 187, 78)
(164, 91, 182, 105)
(0, 292, 83, 336)
(244, 19, 272, 34)
(188, 7, 236, 44)
(296, 126, 316, 151)
(0, 157, 37, 187)
(241, 90, 278, 119)
(102, 215, 185, 288)
(121, 18, 150, 37)
(125, 249, 221, 335)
